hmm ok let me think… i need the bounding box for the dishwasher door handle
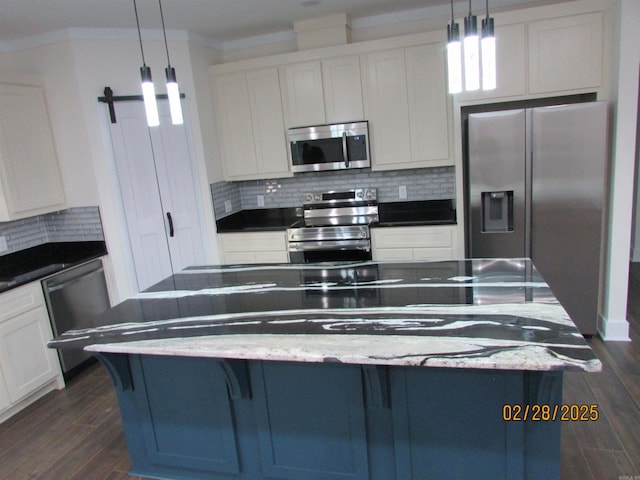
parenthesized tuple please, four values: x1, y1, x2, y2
(44, 265, 105, 293)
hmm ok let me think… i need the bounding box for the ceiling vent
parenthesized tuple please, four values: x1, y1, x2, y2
(294, 13, 351, 50)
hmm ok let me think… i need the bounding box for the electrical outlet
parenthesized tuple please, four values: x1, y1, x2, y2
(224, 200, 232, 213)
(399, 185, 407, 199)
(257, 195, 265, 207)
(0, 236, 7, 253)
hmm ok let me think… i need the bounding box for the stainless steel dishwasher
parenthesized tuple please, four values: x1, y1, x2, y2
(42, 258, 111, 376)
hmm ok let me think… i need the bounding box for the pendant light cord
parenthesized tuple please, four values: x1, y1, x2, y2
(485, 0, 490, 19)
(469, 0, 472, 16)
(158, 0, 172, 67)
(133, 0, 147, 66)
(450, 0, 454, 24)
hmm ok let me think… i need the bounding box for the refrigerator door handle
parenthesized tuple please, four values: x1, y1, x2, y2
(524, 109, 533, 259)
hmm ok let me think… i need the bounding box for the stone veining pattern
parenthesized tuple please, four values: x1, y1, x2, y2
(49, 259, 601, 372)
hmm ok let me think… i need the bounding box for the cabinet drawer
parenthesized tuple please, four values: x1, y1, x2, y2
(219, 232, 287, 253)
(0, 282, 44, 323)
(372, 226, 453, 249)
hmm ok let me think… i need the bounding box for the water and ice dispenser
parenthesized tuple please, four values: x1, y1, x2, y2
(481, 191, 514, 232)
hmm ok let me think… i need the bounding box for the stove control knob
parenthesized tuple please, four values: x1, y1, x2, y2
(356, 191, 364, 199)
(365, 190, 375, 199)
(314, 194, 321, 201)
(304, 194, 313, 202)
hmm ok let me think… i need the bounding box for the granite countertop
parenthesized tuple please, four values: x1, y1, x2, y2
(215, 200, 456, 233)
(49, 258, 600, 373)
(0, 241, 108, 293)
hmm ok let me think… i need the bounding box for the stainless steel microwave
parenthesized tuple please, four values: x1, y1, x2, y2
(288, 121, 370, 173)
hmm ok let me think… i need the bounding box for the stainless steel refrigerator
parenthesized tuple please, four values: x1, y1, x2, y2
(466, 102, 608, 335)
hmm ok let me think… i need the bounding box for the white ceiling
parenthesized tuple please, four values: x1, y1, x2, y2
(0, 0, 567, 44)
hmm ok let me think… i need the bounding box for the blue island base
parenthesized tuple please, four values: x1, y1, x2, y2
(97, 353, 562, 480)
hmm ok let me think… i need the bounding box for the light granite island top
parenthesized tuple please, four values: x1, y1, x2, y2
(49, 258, 600, 373)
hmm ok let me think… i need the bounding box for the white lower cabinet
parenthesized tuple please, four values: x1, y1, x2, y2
(0, 282, 64, 422)
(219, 232, 289, 265)
(372, 226, 459, 262)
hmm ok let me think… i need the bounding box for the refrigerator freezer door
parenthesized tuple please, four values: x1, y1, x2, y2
(468, 109, 527, 258)
(531, 102, 607, 334)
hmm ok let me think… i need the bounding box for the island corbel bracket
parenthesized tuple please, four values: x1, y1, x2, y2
(362, 365, 390, 409)
(218, 359, 251, 400)
(94, 353, 134, 392)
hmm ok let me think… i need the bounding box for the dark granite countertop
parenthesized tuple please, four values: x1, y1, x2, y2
(216, 200, 455, 233)
(49, 258, 600, 372)
(0, 241, 108, 293)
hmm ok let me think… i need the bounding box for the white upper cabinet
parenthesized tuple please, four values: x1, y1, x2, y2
(214, 67, 290, 181)
(281, 61, 326, 127)
(280, 55, 364, 128)
(406, 43, 450, 165)
(457, 23, 527, 101)
(363, 48, 412, 169)
(0, 83, 66, 221)
(528, 12, 603, 94)
(364, 43, 452, 170)
(321, 55, 365, 123)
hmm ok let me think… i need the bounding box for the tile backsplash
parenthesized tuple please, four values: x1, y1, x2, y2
(0, 207, 104, 256)
(211, 166, 455, 220)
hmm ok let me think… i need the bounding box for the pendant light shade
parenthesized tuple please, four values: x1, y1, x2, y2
(166, 66, 183, 125)
(446, 3, 462, 95)
(481, 2, 496, 90)
(141, 65, 160, 127)
(463, 4, 480, 92)
(446, 0, 497, 94)
(159, 0, 183, 125)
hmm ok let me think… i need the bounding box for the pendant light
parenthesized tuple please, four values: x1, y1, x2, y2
(446, 0, 462, 94)
(463, 0, 480, 91)
(134, 0, 159, 127)
(481, 0, 496, 90)
(159, 0, 183, 125)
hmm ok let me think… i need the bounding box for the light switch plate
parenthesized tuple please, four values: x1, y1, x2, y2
(0, 236, 7, 253)
(399, 185, 407, 199)
(224, 200, 232, 213)
(257, 195, 265, 207)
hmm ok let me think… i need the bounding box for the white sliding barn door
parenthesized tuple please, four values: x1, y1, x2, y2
(108, 100, 206, 291)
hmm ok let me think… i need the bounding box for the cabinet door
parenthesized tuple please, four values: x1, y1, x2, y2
(458, 23, 527, 100)
(364, 49, 411, 169)
(251, 361, 369, 480)
(322, 55, 364, 123)
(214, 72, 260, 179)
(149, 102, 208, 274)
(281, 61, 326, 128)
(405, 43, 450, 165)
(0, 84, 65, 221)
(528, 12, 603, 94)
(246, 68, 290, 177)
(0, 306, 60, 403)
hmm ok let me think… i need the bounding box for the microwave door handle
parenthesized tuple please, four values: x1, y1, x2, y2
(342, 131, 350, 168)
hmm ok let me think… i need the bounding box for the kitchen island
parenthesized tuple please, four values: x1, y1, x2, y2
(49, 259, 600, 480)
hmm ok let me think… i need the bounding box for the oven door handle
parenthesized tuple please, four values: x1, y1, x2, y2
(342, 131, 349, 168)
(288, 240, 371, 252)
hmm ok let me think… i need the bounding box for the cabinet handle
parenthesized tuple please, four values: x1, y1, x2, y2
(166, 212, 175, 237)
(342, 131, 349, 168)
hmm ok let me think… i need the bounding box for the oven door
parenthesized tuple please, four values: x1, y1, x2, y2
(288, 122, 370, 173)
(288, 239, 372, 263)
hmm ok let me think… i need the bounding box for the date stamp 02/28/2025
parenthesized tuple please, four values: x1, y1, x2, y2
(502, 404, 599, 422)
(618, 476, 640, 480)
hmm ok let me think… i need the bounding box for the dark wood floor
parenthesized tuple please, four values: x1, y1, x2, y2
(1, 266, 639, 480)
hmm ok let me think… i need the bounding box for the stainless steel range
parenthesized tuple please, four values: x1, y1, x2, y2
(287, 188, 378, 263)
